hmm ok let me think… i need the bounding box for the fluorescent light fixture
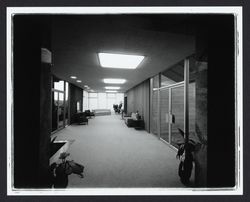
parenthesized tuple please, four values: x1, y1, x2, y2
(70, 76, 77, 79)
(84, 85, 88, 87)
(76, 80, 82, 83)
(98, 53, 144, 69)
(103, 78, 126, 84)
(106, 90, 117, 93)
(105, 86, 120, 90)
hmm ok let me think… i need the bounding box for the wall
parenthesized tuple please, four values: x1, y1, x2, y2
(194, 15, 235, 187)
(127, 79, 150, 132)
(13, 15, 52, 188)
(69, 84, 83, 124)
(206, 15, 235, 187)
(194, 61, 207, 186)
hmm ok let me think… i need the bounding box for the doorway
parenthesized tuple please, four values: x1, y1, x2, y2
(150, 57, 194, 149)
(159, 85, 185, 148)
(52, 76, 69, 133)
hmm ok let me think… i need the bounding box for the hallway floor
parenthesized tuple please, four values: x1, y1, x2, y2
(52, 114, 184, 188)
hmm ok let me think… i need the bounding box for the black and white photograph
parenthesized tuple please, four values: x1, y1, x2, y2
(5, 6, 243, 195)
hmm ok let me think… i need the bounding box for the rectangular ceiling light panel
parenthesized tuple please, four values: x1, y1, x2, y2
(103, 79, 126, 84)
(99, 53, 144, 69)
(105, 86, 120, 90)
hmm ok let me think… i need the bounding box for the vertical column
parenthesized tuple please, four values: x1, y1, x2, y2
(157, 73, 161, 139)
(157, 89, 161, 139)
(39, 58, 52, 188)
(184, 58, 189, 142)
(63, 82, 66, 127)
(168, 88, 172, 143)
(194, 61, 207, 186)
(149, 78, 153, 133)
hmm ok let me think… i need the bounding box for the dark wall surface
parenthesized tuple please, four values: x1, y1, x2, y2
(13, 15, 52, 188)
(69, 84, 83, 124)
(205, 15, 235, 187)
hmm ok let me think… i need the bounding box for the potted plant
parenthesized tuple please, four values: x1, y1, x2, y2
(176, 128, 198, 185)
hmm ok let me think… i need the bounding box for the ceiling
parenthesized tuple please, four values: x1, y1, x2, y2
(51, 15, 195, 93)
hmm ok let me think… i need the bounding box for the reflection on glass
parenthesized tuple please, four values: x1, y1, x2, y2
(153, 74, 159, 88)
(53, 76, 64, 91)
(76, 101, 81, 112)
(83, 90, 89, 111)
(52, 91, 58, 132)
(65, 82, 69, 125)
(188, 56, 198, 142)
(161, 61, 184, 87)
(189, 82, 196, 141)
(171, 86, 185, 148)
(151, 91, 158, 136)
(58, 92, 64, 128)
(160, 89, 169, 142)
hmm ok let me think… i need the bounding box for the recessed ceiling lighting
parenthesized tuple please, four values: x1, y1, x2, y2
(98, 53, 144, 69)
(70, 76, 77, 79)
(105, 86, 120, 90)
(103, 78, 126, 84)
(76, 80, 82, 83)
(106, 90, 117, 93)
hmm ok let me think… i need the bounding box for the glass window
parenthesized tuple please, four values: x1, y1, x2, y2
(53, 76, 65, 91)
(116, 93, 124, 106)
(83, 90, 89, 111)
(107, 93, 115, 98)
(153, 74, 159, 88)
(150, 90, 158, 136)
(89, 93, 98, 97)
(98, 93, 107, 109)
(107, 97, 116, 110)
(160, 89, 170, 143)
(89, 98, 98, 110)
(161, 61, 184, 87)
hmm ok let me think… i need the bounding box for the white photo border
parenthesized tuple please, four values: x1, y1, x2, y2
(6, 6, 243, 195)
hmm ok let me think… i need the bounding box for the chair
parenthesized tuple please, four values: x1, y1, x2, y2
(84, 110, 95, 118)
(75, 112, 88, 125)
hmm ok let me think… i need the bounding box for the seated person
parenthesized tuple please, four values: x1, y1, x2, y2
(124, 111, 142, 127)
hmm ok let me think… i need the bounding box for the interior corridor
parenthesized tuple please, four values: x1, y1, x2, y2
(52, 114, 185, 188)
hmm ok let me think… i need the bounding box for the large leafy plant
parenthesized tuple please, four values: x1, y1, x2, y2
(176, 128, 198, 185)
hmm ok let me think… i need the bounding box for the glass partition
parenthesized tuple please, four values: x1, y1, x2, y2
(170, 86, 185, 148)
(153, 74, 160, 89)
(52, 91, 58, 132)
(150, 57, 197, 149)
(189, 82, 196, 141)
(51, 76, 69, 133)
(151, 90, 158, 136)
(65, 82, 69, 125)
(98, 93, 107, 109)
(161, 61, 184, 87)
(58, 92, 65, 129)
(160, 88, 170, 142)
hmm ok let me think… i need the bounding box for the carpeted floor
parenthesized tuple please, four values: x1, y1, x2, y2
(52, 114, 184, 188)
